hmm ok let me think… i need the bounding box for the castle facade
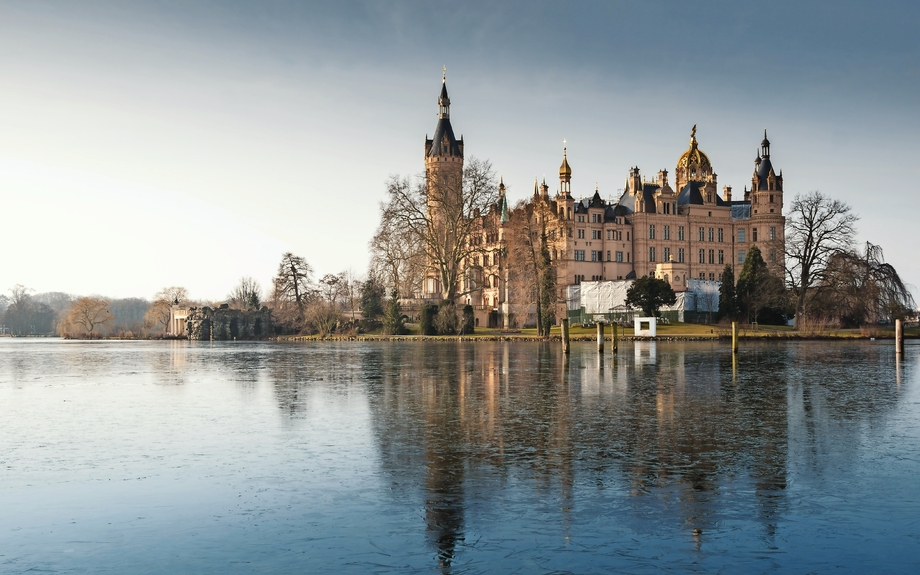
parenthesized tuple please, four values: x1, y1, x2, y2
(419, 77, 785, 327)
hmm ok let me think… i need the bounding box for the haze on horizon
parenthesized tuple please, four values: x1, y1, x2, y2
(2, 1, 918, 302)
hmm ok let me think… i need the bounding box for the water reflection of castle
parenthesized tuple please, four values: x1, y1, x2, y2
(363, 342, 789, 566)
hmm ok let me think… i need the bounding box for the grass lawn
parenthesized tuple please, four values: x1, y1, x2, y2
(301, 320, 914, 340)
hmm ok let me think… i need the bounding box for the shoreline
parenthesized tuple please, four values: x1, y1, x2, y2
(275, 332, 915, 343)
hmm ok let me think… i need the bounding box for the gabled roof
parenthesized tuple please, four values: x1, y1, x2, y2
(589, 190, 605, 208)
(641, 183, 661, 213)
(614, 188, 634, 215)
(678, 182, 705, 206)
(678, 182, 730, 206)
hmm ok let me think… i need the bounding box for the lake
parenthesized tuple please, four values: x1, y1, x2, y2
(2, 338, 918, 573)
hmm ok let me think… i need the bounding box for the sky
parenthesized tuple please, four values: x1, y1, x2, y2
(2, 0, 918, 302)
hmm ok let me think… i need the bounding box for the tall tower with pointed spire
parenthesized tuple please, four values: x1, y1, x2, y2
(424, 70, 464, 205)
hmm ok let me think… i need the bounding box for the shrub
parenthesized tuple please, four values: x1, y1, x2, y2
(434, 300, 459, 335)
(419, 304, 438, 335)
(461, 304, 475, 334)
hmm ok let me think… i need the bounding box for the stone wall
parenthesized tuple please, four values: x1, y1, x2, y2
(185, 306, 273, 341)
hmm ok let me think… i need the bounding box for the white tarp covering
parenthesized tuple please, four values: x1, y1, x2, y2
(687, 279, 721, 313)
(566, 285, 582, 310)
(580, 280, 633, 314)
(574, 278, 721, 315)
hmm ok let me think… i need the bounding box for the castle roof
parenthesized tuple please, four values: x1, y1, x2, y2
(427, 115, 463, 158)
(676, 125, 712, 177)
(677, 181, 731, 207)
(559, 147, 572, 178)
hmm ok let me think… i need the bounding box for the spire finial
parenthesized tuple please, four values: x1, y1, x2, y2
(563, 138, 567, 154)
(442, 65, 446, 83)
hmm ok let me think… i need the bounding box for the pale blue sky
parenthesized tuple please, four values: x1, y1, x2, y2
(2, 1, 918, 300)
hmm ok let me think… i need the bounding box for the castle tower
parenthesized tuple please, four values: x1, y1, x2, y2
(423, 71, 465, 297)
(424, 70, 464, 206)
(749, 129, 783, 213)
(748, 129, 786, 272)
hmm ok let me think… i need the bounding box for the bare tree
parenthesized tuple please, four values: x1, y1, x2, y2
(305, 300, 341, 337)
(340, 270, 361, 321)
(109, 298, 150, 335)
(144, 286, 189, 333)
(270, 253, 314, 332)
(505, 198, 565, 335)
(815, 242, 915, 326)
(370, 210, 426, 298)
(61, 297, 113, 336)
(229, 277, 263, 310)
(380, 157, 498, 300)
(317, 273, 348, 307)
(784, 191, 858, 327)
(4, 285, 33, 335)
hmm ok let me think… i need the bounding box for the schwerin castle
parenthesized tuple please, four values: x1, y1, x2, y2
(420, 76, 785, 328)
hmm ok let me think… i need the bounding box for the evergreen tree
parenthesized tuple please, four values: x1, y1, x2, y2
(736, 245, 786, 324)
(360, 276, 386, 321)
(538, 229, 556, 336)
(718, 264, 738, 321)
(382, 290, 407, 335)
(419, 304, 438, 336)
(625, 276, 676, 317)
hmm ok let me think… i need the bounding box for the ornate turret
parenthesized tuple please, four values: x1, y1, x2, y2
(558, 141, 572, 197)
(750, 129, 783, 215)
(675, 125, 713, 192)
(751, 129, 782, 193)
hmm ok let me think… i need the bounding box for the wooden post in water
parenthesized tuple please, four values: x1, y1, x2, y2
(896, 319, 904, 355)
(561, 319, 570, 355)
(732, 321, 738, 354)
(596, 322, 604, 352)
(613, 323, 619, 353)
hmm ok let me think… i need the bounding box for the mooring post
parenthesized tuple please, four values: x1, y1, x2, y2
(596, 322, 604, 352)
(896, 319, 904, 355)
(613, 322, 619, 354)
(732, 321, 738, 354)
(561, 318, 571, 355)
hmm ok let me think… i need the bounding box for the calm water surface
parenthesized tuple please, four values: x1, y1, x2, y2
(1, 338, 919, 573)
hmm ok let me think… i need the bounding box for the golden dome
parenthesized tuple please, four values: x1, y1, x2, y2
(676, 125, 712, 176)
(559, 147, 572, 178)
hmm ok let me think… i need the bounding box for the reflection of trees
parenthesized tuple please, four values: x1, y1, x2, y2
(358, 340, 905, 564)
